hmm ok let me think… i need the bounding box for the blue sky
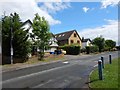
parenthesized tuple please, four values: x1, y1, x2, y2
(0, 0, 119, 45)
(48, 2, 118, 34)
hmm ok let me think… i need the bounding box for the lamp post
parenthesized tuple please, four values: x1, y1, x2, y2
(10, 17, 13, 64)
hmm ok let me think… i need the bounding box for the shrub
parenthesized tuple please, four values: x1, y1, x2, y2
(60, 44, 81, 55)
(81, 48, 86, 53)
(90, 45, 99, 53)
(116, 46, 120, 50)
(86, 45, 99, 54)
(86, 46, 90, 54)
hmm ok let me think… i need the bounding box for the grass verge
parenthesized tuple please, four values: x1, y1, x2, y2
(89, 58, 119, 88)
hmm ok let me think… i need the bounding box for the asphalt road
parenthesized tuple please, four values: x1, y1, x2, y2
(2, 51, 119, 89)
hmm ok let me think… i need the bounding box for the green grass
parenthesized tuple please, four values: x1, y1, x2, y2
(89, 58, 119, 88)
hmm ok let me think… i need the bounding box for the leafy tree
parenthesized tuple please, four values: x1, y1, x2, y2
(11, 13, 31, 60)
(92, 37, 105, 52)
(105, 40, 116, 51)
(2, 13, 31, 64)
(32, 13, 51, 60)
(2, 16, 11, 64)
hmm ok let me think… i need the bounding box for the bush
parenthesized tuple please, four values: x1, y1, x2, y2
(90, 45, 99, 53)
(86, 46, 90, 54)
(81, 48, 86, 53)
(86, 45, 99, 54)
(60, 44, 81, 55)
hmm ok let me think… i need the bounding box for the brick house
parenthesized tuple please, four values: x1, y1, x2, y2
(55, 30, 82, 46)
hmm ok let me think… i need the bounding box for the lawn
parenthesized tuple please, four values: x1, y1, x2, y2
(89, 58, 119, 88)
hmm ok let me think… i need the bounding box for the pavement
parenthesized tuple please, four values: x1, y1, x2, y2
(2, 51, 119, 89)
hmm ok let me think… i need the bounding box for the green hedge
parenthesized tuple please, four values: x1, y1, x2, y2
(85, 45, 99, 54)
(60, 44, 81, 55)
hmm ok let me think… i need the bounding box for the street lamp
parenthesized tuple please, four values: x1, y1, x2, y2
(10, 16, 13, 64)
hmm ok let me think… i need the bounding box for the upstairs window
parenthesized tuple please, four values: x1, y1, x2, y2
(74, 33, 77, 37)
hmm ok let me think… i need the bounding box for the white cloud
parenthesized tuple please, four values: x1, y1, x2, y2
(83, 7, 90, 13)
(0, 0, 71, 25)
(101, 0, 119, 8)
(79, 20, 119, 45)
(39, 2, 71, 14)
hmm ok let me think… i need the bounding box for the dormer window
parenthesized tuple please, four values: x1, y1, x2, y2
(59, 35, 61, 37)
(62, 34, 65, 36)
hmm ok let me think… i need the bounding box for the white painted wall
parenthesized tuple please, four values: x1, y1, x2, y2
(82, 42, 87, 49)
(82, 40, 92, 49)
(45, 37, 58, 52)
(22, 23, 33, 34)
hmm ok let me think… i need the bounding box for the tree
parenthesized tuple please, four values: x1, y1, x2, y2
(11, 13, 31, 60)
(32, 13, 51, 60)
(2, 15, 11, 64)
(2, 13, 31, 64)
(105, 40, 116, 51)
(92, 37, 105, 52)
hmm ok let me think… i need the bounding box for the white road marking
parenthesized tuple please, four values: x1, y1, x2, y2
(93, 64, 98, 67)
(3, 63, 76, 84)
(63, 61, 69, 64)
(94, 61, 98, 62)
(32, 80, 53, 88)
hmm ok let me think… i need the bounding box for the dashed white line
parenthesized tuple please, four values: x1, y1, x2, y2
(63, 61, 69, 64)
(32, 80, 53, 88)
(93, 64, 98, 67)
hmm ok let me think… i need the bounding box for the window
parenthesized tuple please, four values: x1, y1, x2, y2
(71, 40, 74, 44)
(62, 34, 65, 36)
(74, 33, 76, 37)
(77, 40, 80, 44)
(59, 35, 61, 37)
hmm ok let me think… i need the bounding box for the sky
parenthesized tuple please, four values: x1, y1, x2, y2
(0, 0, 119, 45)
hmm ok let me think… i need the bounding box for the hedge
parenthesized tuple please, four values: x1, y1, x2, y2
(85, 45, 99, 54)
(60, 44, 81, 55)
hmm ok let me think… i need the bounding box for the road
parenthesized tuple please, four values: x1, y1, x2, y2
(2, 51, 119, 89)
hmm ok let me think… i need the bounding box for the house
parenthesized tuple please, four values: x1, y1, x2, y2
(81, 37, 92, 48)
(55, 30, 82, 46)
(22, 19, 33, 42)
(45, 33, 58, 53)
(22, 19, 58, 54)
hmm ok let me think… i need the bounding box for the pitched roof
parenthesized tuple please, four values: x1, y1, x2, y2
(82, 38, 91, 42)
(22, 19, 32, 26)
(55, 30, 81, 41)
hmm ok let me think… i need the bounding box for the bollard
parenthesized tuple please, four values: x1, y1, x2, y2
(98, 60, 103, 80)
(101, 56, 104, 68)
(109, 54, 112, 64)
